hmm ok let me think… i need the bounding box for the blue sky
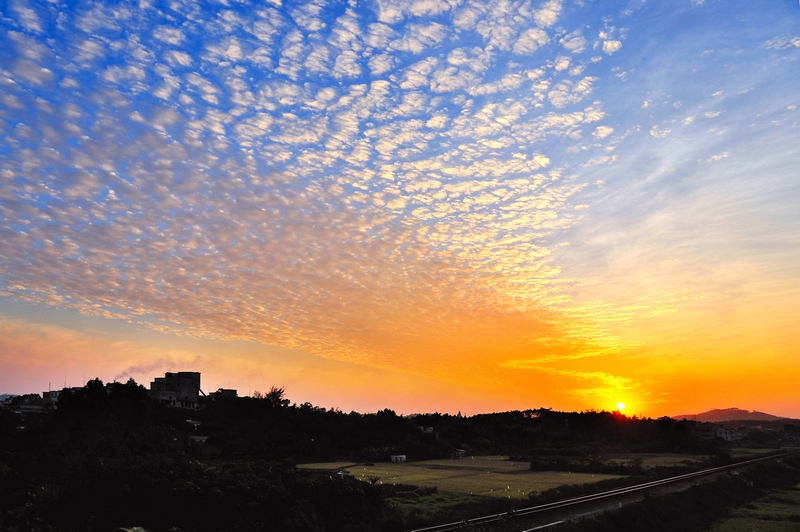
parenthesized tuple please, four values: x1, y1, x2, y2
(1, 0, 799, 415)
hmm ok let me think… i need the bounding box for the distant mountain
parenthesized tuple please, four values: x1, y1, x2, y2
(0, 393, 18, 403)
(672, 408, 787, 422)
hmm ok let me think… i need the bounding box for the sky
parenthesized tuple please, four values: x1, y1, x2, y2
(1, 0, 799, 418)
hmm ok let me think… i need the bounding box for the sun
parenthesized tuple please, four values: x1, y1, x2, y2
(616, 402, 626, 411)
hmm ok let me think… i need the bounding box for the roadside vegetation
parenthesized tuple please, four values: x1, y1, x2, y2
(706, 481, 800, 531)
(550, 454, 800, 532)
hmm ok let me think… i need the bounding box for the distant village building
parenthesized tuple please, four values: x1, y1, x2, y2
(41, 387, 84, 409)
(697, 422, 718, 440)
(149, 372, 203, 410)
(42, 390, 60, 406)
(390, 455, 406, 463)
(210, 388, 238, 399)
(785, 424, 800, 444)
(715, 426, 743, 442)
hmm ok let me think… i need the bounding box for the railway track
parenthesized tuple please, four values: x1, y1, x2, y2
(408, 451, 796, 532)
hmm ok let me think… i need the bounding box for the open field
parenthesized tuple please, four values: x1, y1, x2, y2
(297, 461, 357, 470)
(598, 452, 708, 468)
(301, 456, 624, 499)
(707, 482, 800, 532)
(727, 447, 783, 458)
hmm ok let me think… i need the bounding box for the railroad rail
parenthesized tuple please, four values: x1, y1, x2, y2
(408, 450, 796, 532)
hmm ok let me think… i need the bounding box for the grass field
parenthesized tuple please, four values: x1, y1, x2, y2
(727, 447, 782, 458)
(597, 452, 708, 468)
(297, 461, 357, 470)
(707, 482, 800, 531)
(301, 456, 624, 499)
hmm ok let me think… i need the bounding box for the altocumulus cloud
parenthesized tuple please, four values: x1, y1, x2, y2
(3, 0, 799, 401)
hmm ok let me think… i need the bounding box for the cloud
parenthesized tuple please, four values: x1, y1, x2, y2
(547, 77, 597, 108)
(650, 126, 670, 138)
(706, 152, 729, 162)
(368, 53, 395, 76)
(390, 22, 448, 54)
(6, 0, 796, 415)
(602, 40, 622, 55)
(10, 0, 43, 33)
(593, 126, 614, 139)
(534, 0, 563, 28)
(153, 26, 186, 45)
(763, 36, 800, 50)
(560, 30, 586, 54)
(513, 28, 549, 55)
(332, 50, 362, 78)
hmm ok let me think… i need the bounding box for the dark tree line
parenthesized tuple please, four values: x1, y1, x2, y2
(0, 379, 784, 531)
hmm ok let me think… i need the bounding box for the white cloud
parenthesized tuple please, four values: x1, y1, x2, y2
(153, 26, 185, 45)
(534, 0, 563, 28)
(553, 56, 571, 71)
(165, 50, 193, 67)
(763, 36, 800, 50)
(547, 77, 597, 108)
(650, 126, 670, 138)
(276, 29, 307, 80)
(447, 47, 491, 72)
(332, 50, 362, 79)
(513, 28, 549, 55)
(560, 30, 586, 54)
(368, 53, 395, 76)
(426, 114, 449, 129)
(398, 57, 439, 89)
(206, 37, 245, 63)
(593, 125, 613, 139)
(468, 73, 524, 96)
(602, 40, 622, 55)
(365, 23, 397, 49)
(11, 0, 43, 33)
(12, 59, 55, 87)
(290, 3, 326, 32)
(453, 6, 483, 31)
(304, 42, 332, 73)
(390, 22, 448, 54)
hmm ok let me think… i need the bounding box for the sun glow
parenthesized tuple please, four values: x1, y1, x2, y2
(616, 402, 626, 411)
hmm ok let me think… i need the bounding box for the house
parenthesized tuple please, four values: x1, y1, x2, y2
(390, 455, 406, 463)
(785, 424, 800, 444)
(715, 426, 742, 441)
(696, 422, 718, 440)
(210, 388, 238, 399)
(42, 390, 60, 406)
(149, 372, 202, 409)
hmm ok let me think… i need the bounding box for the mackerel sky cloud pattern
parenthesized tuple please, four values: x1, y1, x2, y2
(1, 0, 799, 415)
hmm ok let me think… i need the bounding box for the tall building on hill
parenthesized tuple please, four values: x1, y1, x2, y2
(149, 372, 202, 409)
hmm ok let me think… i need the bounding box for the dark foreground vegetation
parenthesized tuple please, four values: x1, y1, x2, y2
(554, 453, 800, 532)
(0, 380, 790, 531)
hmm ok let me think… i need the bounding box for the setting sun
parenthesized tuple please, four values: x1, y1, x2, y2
(616, 402, 626, 411)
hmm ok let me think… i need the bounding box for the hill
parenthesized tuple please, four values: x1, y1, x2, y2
(672, 408, 787, 423)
